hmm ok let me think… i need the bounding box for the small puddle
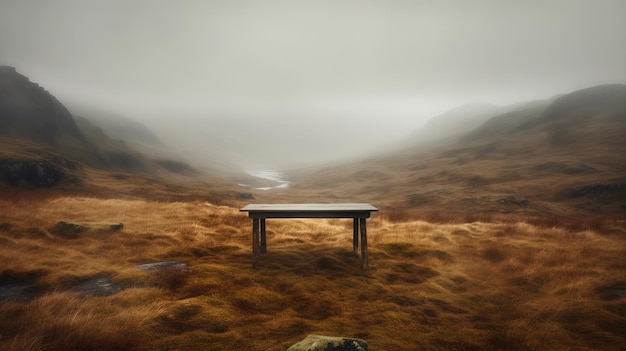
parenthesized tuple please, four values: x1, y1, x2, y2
(0, 261, 189, 303)
(69, 277, 122, 296)
(598, 285, 626, 301)
(0, 283, 40, 302)
(138, 261, 188, 271)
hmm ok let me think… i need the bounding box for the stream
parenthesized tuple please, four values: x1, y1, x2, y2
(242, 170, 289, 190)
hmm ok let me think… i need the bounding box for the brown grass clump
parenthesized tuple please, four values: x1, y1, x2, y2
(1, 191, 625, 350)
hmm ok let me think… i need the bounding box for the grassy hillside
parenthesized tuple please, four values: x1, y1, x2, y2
(402, 102, 509, 147)
(0, 67, 212, 184)
(73, 116, 154, 173)
(287, 85, 626, 221)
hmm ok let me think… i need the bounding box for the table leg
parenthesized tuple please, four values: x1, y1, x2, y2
(260, 218, 267, 253)
(353, 218, 359, 254)
(252, 218, 260, 269)
(359, 218, 368, 270)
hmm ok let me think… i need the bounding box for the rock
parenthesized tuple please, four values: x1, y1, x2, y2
(236, 192, 255, 200)
(50, 221, 87, 238)
(0, 159, 64, 187)
(69, 276, 122, 296)
(498, 197, 530, 207)
(137, 261, 188, 271)
(49, 221, 124, 238)
(287, 335, 368, 351)
(109, 223, 124, 231)
(570, 183, 623, 198)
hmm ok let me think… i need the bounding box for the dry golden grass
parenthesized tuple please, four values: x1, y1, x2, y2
(1, 192, 625, 350)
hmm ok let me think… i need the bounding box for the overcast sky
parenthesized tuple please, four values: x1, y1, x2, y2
(1, 0, 625, 169)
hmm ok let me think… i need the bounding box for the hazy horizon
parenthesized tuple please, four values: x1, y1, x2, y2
(1, 0, 625, 169)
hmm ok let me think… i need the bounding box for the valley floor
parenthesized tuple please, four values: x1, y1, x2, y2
(0, 193, 625, 350)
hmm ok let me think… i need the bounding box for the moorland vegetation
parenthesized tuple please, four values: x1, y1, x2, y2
(1, 193, 624, 350)
(1, 68, 625, 350)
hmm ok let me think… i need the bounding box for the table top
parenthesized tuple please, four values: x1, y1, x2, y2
(240, 203, 378, 212)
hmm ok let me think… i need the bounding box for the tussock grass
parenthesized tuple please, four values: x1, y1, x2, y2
(1, 192, 625, 350)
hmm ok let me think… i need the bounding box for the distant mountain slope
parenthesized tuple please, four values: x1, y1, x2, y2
(0, 66, 106, 166)
(462, 99, 553, 141)
(407, 103, 504, 145)
(0, 66, 201, 187)
(67, 104, 163, 148)
(542, 84, 626, 122)
(68, 105, 200, 174)
(72, 115, 153, 173)
(289, 84, 626, 218)
(467, 84, 626, 141)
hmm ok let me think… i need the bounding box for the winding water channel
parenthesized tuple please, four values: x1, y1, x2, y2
(244, 170, 289, 190)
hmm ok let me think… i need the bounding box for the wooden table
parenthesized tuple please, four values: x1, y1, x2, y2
(240, 203, 378, 270)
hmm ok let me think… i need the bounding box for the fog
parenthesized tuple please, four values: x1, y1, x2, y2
(1, 0, 625, 169)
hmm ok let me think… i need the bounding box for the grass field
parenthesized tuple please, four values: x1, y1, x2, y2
(1, 192, 625, 350)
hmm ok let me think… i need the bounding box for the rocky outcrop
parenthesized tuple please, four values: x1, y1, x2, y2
(287, 335, 368, 351)
(0, 67, 155, 173)
(570, 183, 623, 198)
(498, 196, 530, 207)
(236, 192, 255, 200)
(0, 143, 83, 187)
(0, 159, 65, 187)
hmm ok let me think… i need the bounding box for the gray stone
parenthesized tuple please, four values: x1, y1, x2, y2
(69, 277, 122, 296)
(137, 261, 187, 271)
(236, 192, 255, 200)
(0, 159, 64, 187)
(287, 334, 368, 351)
(50, 221, 87, 238)
(109, 223, 124, 231)
(49, 221, 124, 238)
(570, 183, 623, 198)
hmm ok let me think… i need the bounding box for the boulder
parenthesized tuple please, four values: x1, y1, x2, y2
(51, 221, 87, 237)
(137, 261, 187, 271)
(0, 159, 64, 187)
(287, 334, 368, 351)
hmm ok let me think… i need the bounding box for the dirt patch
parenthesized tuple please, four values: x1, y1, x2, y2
(0, 262, 189, 303)
(597, 282, 626, 301)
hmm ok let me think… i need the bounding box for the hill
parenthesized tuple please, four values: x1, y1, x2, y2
(66, 104, 171, 156)
(0, 66, 151, 171)
(0, 66, 106, 167)
(70, 105, 162, 147)
(287, 84, 626, 220)
(0, 67, 210, 189)
(402, 102, 506, 146)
